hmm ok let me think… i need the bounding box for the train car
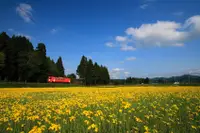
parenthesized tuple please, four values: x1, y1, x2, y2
(48, 76, 71, 83)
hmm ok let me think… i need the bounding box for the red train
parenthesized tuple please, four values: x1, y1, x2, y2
(48, 76, 71, 83)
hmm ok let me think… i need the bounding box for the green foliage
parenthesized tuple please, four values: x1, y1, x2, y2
(76, 55, 110, 85)
(67, 73, 76, 83)
(151, 75, 200, 84)
(56, 56, 65, 76)
(0, 32, 65, 83)
(77, 56, 88, 79)
(125, 77, 149, 85)
(0, 52, 5, 70)
(47, 57, 60, 77)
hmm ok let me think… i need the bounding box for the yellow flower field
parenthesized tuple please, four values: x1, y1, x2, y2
(0, 86, 200, 133)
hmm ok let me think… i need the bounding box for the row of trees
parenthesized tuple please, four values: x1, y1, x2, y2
(110, 77, 149, 85)
(0, 32, 65, 82)
(76, 56, 110, 85)
(126, 77, 149, 84)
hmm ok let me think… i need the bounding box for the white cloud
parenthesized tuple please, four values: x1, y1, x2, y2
(121, 45, 136, 51)
(140, 4, 148, 9)
(108, 15, 200, 51)
(112, 68, 124, 72)
(110, 68, 124, 79)
(173, 11, 184, 16)
(105, 42, 114, 47)
(115, 35, 136, 51)
(126, 21, 188, 47)
(124, 72, 130, 77)
(126, 57, 136, 61)
(116, 36, 127, 42)
(184, 15, 200, 34)
(16, 3, 33, 23)
(124, 15, 200, 48)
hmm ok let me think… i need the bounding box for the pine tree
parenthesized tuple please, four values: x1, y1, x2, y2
(76, 56, 88, 84)
(36, 43, 48, 82)
(56, 56, 65, 76)
(86, 59, 93, 85)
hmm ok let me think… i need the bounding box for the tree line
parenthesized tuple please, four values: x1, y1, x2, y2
(0, 32, 65, 82)
(126, 77, 149, 84)
(110, 77, 149, 85)
(76, 56, 110, 85)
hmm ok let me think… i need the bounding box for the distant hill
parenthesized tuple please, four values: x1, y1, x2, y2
(151, 74, 200, 84)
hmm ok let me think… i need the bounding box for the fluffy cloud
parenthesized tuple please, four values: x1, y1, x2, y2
(112, 68, 124, 71)
(184, 15, 200, 34)
(121, 45, 136, 51)
(108, 15, 200, 51)
(16, 3, 33, 23)
(115, 36, 127, 42)
(124, 15, 200, 48)
(110, 68, 124, 79)
(126, 21, 188, 47)
(124, 72, 130, 77)
(105, 42, 114, 47)
(115, 36, 136, 51)
(126, 57, 136, 61)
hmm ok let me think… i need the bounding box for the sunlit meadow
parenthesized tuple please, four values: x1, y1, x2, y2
(0, 86, 200, 133)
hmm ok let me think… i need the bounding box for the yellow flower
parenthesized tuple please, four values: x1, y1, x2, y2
(191, 125, 197, 130)
(135, 116, 143, 123)
(122, 101, 131, 109)
(84, 120, 90, 125)
(69, 116, 76, 122)
(28, 126, 43, 133)
(144, 125, 150, 133)
(94, 127, 98, 132)
(66, 109, 71, 115)
(6, 127, 13, 131)
(21, 124, 25, 127)
(119, 109, 122, 113)
(88, 124, 98, 132)
(49, 124, 61, 132)
(171, 104, 179, 110)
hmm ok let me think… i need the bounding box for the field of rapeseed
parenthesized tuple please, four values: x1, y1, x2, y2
(0, 86, 200, 133)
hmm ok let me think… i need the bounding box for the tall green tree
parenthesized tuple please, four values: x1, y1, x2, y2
(93, 62, 100, 85)
(0, 52, 5, 79)
(76, 56, 88, 84)
(0, 32, 10, 52)
(35, 43, 48, 82)
(56, 56, 65, 76)
(103, 66, 110, 84)
(47, 57, 60, 76)
(77, 56, 110, 85)
(27, 51, 41, 82)
(14, 36, 34, 82)
(4, 36, 16, 81)
(0, 32, 66, 83)
(86, 59, 94, 85)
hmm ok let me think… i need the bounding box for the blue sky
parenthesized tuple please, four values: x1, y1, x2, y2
(1, 0, 200, 78)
